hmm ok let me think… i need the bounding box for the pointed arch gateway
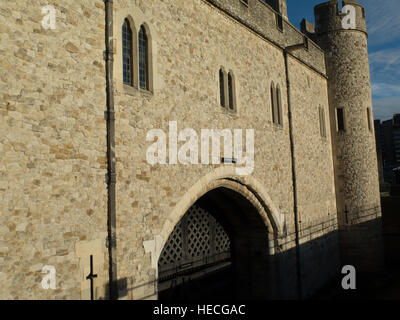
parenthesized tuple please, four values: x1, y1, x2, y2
(157, 174, 282, 301)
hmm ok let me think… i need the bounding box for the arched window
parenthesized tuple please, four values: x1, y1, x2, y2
(219, 68, 236, 112)
(276, 85, 282, 125)
(219, 69, 226, 108)
(138, 25, 149, 90)
(122, 19, 133, 86)
(228, 72, 235, 110)
(270, 82, 276, 124)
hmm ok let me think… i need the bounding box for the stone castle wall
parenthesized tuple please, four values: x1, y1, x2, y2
(0, 0, 346, 299)
(0, 0, 109, 299)
(112, 0, 338, 299)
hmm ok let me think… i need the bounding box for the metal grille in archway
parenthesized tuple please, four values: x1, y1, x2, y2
(158, 205, 231, 283)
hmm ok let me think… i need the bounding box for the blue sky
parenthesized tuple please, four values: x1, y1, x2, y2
(286, 0, 400, 121)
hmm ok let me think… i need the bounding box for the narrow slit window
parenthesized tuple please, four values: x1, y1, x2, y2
(219, 69, 225, 108)
(122, 19, 133, 86)
(276, 86, 282, 125)
(320, 107, 326, 137)
(303, 36, 309, 50)
(138, 25, 148, 90)
(367, 108, 372, 132)
(270, 83, 276, 124)
(337, 108, 345, 132)
(228, 72, 234, 110)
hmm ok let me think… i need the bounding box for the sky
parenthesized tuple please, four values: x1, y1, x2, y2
(286, 0, 400, 121)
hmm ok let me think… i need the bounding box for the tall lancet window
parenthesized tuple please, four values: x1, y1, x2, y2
(270, 82, 276, 124)
(138, 25, 149, 90)
(276, 85, 282, 125)
(122, 19, 133, 86)
(228, 72, 234, 110)
(219, 69, 226, 108)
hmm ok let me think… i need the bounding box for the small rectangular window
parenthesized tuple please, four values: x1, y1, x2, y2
(337, 108, 345, 132)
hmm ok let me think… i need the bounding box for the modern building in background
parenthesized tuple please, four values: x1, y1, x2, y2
(375, 114, 400, 183)
(374, 119, 385, 187)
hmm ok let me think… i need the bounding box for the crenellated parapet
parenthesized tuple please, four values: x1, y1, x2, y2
(204, 0, 327, 76)
(314, 0, 367, 35)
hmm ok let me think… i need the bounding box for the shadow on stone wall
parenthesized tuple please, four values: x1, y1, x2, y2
(109, 226, 340, 300)
(382, 196, 400, 267)
(104, 216, 389, 300)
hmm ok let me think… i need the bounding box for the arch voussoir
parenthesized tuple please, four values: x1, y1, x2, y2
(158, 167, 284, 265)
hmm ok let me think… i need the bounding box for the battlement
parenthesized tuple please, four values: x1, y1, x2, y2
(204, 0, 326, 75)
(301, 19, 316, 37)
(314, 0, 367, 35)
(261, 0, 287, 19)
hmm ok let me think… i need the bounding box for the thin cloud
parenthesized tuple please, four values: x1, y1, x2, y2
(372, 82, 400, 98)
(373, 97, 400, 120)
(369, 47, 400, 101)
(369, 48, 400, 75)
(363, 0, 400, 47)
(363, 0, 400, 117)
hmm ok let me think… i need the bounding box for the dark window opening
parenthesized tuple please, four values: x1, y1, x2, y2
(303, 36, 309, 50)
(276, 13, 283, 31)
(138, 25, 148, 90)
(122, 19, 133, 86)
(337, 108, 345, 132)
(228, 73, 234, 110)
(219, 69, 225, 108)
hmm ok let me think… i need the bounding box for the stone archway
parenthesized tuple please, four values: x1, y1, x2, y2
(157, 179, 280, 300)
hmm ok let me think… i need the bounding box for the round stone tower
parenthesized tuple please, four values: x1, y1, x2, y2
(314, 0, 384, 274)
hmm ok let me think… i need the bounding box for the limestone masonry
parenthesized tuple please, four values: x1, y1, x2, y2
(0, 0, 383, 299)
